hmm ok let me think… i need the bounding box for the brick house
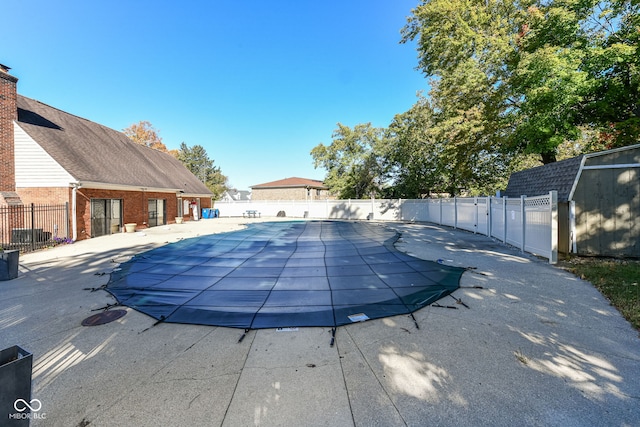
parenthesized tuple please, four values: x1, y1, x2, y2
(0, 64, 212, 240)
(250, 177, 333, 201)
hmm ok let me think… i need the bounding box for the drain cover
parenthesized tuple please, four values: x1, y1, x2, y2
(82, 309, 127, 326)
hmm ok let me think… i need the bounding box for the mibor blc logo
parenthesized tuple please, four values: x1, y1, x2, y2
(8, 398, 46, 421)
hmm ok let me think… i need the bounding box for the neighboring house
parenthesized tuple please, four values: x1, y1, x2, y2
(219, 188, 251, 202)
(504, 144, 640, 257)
(250, 177, 333, 201)
(0, 64, 212, 240)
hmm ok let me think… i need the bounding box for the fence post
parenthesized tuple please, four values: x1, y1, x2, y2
(30, 203, 36, 252)
(473, 196, 478, 234)
(520, 195, 526, 252)
(486, 197, 491, 237)
(453, 197, 457, 229)
(502, 197, 507, 244)
(65, 202, 70, 239)
(0, 206, 4, 246)
(370, 195, 375, 220)
(550, 191, 558, 264)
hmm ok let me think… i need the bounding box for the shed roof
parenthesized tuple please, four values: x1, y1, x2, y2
(503, 155, 584, 201)
(503, 143, 640, 201)
(251, 177, 327, 189)
(16, 95, 211, 196)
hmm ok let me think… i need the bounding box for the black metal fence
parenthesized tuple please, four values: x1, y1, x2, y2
(0, 203, 70, 253)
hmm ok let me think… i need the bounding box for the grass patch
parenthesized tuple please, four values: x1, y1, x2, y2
(560, 257, 640, 332)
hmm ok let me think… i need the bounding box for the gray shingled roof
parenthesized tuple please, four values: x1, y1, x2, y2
(503, 155, 584, 201)
(16, 95, 211, 196)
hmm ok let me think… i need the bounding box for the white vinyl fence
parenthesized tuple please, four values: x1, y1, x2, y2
(215, 191, 558, 263)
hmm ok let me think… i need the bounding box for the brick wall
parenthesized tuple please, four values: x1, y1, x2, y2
(16, 187, 72, 239)
(77, 191, 210, 238)
(17, 187, 71, 205)
(75, 189, 177, 238)
(0, 67, 18, 192)
(251, 187, 333, 201)
(252, 187, 305, 200)
(17, 187, 212, 240)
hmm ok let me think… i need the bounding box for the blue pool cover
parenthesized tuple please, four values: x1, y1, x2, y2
(106, 221, 464, 329)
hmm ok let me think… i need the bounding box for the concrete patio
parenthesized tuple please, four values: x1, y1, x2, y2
(2, 218, 639, 426)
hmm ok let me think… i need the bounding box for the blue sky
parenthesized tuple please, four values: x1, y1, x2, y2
(4, 0, 428, 191)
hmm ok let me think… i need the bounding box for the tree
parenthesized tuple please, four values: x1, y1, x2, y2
(310, 123, 388, 199)
(384, 96, 445, 197)
(507, 2, 596, 162)
(123, 121, 171, 153)
(581, 0, 639, 146)
(398, 0, 551, 196)
(402, 0, 638, 165)
(402, 0, 547, 162)
(310, 0, 636, 197)
(177, 142, 228, 200)
(429, 58, 514, 195)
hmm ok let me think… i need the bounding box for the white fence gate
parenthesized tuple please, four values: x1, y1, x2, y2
(215, 191, 558, 263)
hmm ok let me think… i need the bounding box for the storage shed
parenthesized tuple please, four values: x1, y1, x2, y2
(504, 144, 640, 257)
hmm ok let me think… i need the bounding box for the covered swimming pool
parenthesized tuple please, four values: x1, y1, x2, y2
(106, 221, 464, 329)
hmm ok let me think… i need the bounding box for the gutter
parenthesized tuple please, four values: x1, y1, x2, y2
(80, 181, 212, 198)
(78, 181, 184, 193)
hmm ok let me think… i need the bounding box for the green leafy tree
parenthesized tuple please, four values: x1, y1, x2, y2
(312, 0, 637, 197)
(311, 123, 388, 199)
(507, 2, 595, 162)
(581, 0, 639, 146)
(510, 0, 639, 151)
(398, 0, 536, 196)
(385, 96, 446, 197)
(429, 58, 514, 195)
(402, 0, 638, 165)
(177, 142, 228, 200)
(402, 0, 550, 163)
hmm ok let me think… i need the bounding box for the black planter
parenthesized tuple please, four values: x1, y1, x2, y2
(0, 346, 33, 426)
(0, 250, 19, 281)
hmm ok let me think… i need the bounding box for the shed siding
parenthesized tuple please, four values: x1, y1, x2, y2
(574, 159, 640, 257)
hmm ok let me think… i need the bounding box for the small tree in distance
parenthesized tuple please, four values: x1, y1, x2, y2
(124, 121, 227, 197)
(123, 121, 172, 153)
(177, 142, 228, 200)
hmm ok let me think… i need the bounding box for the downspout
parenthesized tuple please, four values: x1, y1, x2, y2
(71, 182, 82, 241)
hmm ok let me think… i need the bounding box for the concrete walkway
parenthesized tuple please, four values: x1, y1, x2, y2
(1, 218, 639, 427)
